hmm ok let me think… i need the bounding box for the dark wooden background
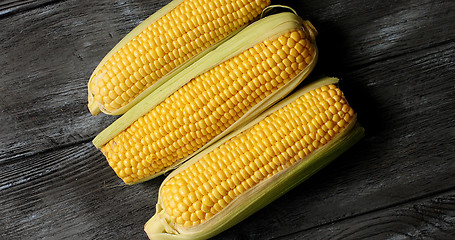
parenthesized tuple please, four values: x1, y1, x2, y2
(1, 0, 454, 239)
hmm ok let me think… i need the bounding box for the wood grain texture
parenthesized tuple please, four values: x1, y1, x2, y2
(0, 142, 162, 239)
(1, 0, 454, 239)
(0, 0, 62, 17)
(283, 191, 455, 239)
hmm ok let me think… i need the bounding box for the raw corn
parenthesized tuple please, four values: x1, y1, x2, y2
(93, 12, 318, 184)
(144, 77, 364, 239)
(88, 0, 271, 115)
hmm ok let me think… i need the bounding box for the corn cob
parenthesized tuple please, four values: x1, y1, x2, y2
(88, 0, 271, 115)
(92, 12, 318, 184)
(144, 77, 364, 239)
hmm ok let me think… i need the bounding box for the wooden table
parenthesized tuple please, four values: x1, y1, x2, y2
(1, 0, 454, 239)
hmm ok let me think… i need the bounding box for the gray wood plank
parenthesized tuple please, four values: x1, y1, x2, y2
(282, 190, 455, 240)
(0, 142, 163, 239)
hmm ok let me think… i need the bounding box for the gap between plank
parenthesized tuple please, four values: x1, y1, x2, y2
(0, 137, 93, 165)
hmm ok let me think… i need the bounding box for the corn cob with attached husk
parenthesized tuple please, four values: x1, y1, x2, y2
(144, 77, 364, 239)
(88, 0, 271, 115)
(92, 12, 318, 184)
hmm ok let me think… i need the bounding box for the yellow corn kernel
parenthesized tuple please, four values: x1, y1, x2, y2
(101, 28, 316, 184)
(88, 0, 271, 115)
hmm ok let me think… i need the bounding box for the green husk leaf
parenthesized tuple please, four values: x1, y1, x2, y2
(144, 77, 364, 240)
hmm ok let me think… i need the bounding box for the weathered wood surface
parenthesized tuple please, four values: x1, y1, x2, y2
(1, 0, 454, 239)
